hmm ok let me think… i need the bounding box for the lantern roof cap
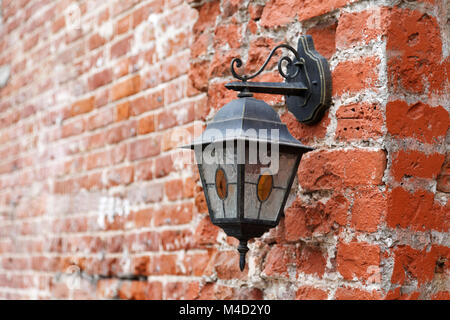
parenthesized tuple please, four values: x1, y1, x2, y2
(184, 97, 312, 150)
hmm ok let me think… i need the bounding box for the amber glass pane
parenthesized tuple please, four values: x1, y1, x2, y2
(257, 174, 273, 202)
(215, 168, 228, 200)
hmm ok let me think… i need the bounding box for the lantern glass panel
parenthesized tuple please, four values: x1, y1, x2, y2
(224, 183, 238, 218)
(244, 184, 259, 219)
(195, 144, 238, 220)
(258, 188, 287, 221)
(206, 185, 224, 219)
(243, 147, 299, 221)
(245, 152, 298, 188)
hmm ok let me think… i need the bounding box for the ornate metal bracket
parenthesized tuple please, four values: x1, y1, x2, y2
(225, 35, 332, 124)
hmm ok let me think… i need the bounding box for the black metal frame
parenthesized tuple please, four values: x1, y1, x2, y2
(183, 73, 318, 271)
(225, 35, 332, 124)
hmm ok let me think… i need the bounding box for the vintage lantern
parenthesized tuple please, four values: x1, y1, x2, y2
(184, 36, 332, 270)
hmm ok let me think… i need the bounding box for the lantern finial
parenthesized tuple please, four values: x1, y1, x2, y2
(238, 240, 249, 271)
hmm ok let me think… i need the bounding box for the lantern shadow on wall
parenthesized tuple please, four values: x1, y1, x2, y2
(183, 35, 332, 271)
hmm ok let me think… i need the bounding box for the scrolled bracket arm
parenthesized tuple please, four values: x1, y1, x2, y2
(230, 44, 302, 82)
(225, 35, 332, 125)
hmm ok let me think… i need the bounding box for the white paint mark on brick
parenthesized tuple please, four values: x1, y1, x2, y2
(0, 65, 10, 88)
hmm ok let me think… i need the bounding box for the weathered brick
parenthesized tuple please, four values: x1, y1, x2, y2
(164, 281, 201, 300)
(298, 149, 386, 191)
(386, 100, 449, 144)
(111, 36, 132, 59)
(437, 155, 450, 193)
(164, 179, 184, 201)
(130, 208, 153, 228)
(137, 114, 155, 135)
(296, 286, 328, 300)
(160, 229, 192, 251)
(351, 187, 386, 232)
(387, 187, 448, 232)
(52, 16, 66, 33)
(335, 287, 382, 300)
(148, 255, 179, 275)
(260, 0, 353, 27)
(89, 33, 107, 50)
(61, 118, 85, 138)
(106, 166, 134, 187)
(116, 14, 131, 35)
(307, 21, 337, 60)
(128, 136, 161, 161)
(182, 251, 215, 277)
(214, 250, 248, 280)
(130, 91, 164, 116)
(106, 120, 137, 144)
(296, 246, 327, 278)
(193, 216, 220, 246)
(262, 245, 294, 278)
(213, 23, 241, 49)
(336, 9, 385, 48)
(281, 109, 330, 144)
(390, 245, 443, 286)
(192, 1, 220, 35)
(115, 101, 130, 122)
(390, 150, 445, 181)
(114, 57, 131, 79)
(259, 0, 297, 27)
(336, 103, 383, 140)
(71, 96, 95, 117)
(111, 75, 141, 101)
(332, 57, 380, 95)
(118, 281, 162, 300)
(432, 291, 450, 300)
(88, 69, 112, 90)
(337, 241, 380, 282)
(386, 8, 446, 95)
(153, 203, 193, 226)
(282, 193, 349, 241)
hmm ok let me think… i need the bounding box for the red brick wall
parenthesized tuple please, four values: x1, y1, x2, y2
(0, 0, 448, 300)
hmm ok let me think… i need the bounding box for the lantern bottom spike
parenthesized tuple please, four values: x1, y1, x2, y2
(238, 240, 249, 271)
